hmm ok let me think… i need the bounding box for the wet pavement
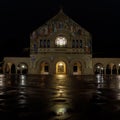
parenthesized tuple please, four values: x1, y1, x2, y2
(0, 74, 120, 119)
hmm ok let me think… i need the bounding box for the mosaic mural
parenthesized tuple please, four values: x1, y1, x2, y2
(30, 10, 92, 54)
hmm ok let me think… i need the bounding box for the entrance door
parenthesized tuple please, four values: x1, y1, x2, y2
(73, 62, 82, 75)
(40, 62, 49, 75)
(56, 61, 66, 74)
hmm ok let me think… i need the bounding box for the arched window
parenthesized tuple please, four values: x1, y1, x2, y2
(72, 40, 75, 48)
(47, 40, 50, 48)
(76, 40, 78, 48)
(40, 39, 43, 48)
(80, 40, 82, 48)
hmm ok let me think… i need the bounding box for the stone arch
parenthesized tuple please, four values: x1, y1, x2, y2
(3, 62, 16, 74)
(106, 64, 111, 75)
(17, 62, 28, 74)
(112, 64, 117, 75)
(53, 57, 69, 74)
(39, 61, 49, 74)
(4, 63, 11, 74)
(11, 64, 16, 74)
(94, 63, 104, 74)
(35, 58, 51, 74)
(56, 61, 66, 74)
(70, 60, 83, 75)
(118, 64, 120, 74)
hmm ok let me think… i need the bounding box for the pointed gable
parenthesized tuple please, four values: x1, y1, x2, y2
(30, 9, 91, 39)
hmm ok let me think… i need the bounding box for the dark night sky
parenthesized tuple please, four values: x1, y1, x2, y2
(0, 0, 120, 61)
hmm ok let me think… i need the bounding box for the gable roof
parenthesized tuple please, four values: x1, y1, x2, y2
(31, 9, 91, 39)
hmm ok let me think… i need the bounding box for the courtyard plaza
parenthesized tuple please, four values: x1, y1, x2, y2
(0, 74, 120, 119)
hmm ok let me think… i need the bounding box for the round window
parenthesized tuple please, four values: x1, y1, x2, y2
(55, 36, 67, 47)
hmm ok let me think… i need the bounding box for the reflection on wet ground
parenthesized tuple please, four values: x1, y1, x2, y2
(0, 74, 120, 119)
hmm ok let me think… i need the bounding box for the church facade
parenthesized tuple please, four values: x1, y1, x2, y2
(3, 10, 120, 75)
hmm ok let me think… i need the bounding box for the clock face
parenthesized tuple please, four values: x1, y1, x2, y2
(55, 36, 67, 47)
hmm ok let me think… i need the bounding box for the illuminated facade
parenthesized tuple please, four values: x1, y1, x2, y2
(3, 9, 120, 75)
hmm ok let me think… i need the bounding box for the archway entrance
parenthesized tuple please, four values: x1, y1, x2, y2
(94, 63, 104, 75)
(40, 62, 49, 75)
(56, 61, 66, 74)
(17, 63, 28, 74)
(73, 62, 82, 75)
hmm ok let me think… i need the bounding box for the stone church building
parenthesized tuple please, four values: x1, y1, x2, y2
(3, 9, 120, 75)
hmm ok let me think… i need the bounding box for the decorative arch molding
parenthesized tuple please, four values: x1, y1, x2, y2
(93, 63, 104, 74)
(35, 57, 51, 68)
(16, 62, 28, 74)
(52, 57, 70, 74)
(70, 59, 84, 75)
(3, 61, 29, 74)
(3, 62, 17, 74)
(35, 57, 51, 74)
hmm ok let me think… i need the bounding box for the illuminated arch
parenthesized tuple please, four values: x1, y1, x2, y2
(17, 62, 28, 74)
(56, 61, 66, 74)
(94, 63, 104, 74)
